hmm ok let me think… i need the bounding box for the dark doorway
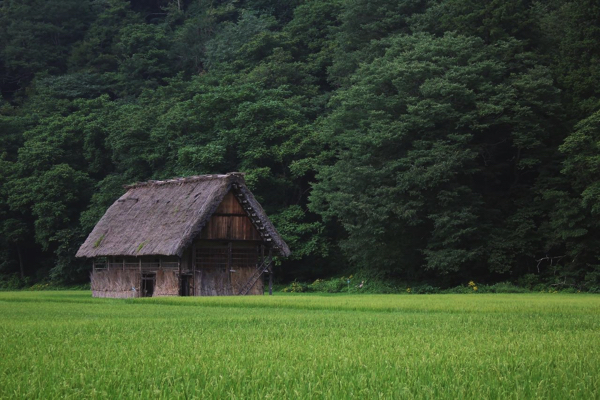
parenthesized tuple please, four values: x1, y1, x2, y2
(180, 274, 192, 296)
(141, 273, 155, 297)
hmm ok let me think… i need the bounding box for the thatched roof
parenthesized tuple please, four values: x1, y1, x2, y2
(76, 173, 291, 258)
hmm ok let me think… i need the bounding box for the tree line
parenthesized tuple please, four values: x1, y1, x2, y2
(1, 0, 599, 290)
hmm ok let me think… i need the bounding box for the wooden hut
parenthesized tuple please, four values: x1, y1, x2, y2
(76, 173, 290, 298)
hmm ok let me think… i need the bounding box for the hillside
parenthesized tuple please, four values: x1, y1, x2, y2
(1, 0, 599, 290)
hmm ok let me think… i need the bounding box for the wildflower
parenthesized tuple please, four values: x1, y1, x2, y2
(473, 286, 478, 291)
(406, 288, 411, 293)
(468, 281, 476, 287)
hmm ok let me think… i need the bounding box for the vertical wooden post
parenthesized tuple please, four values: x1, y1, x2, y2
(138, 258, 142, 298)
(122, 258, 125, 271)
(92, 259, 95, 273)
(178, 256, 182, 296)
(227, 242, 233, 294)
(136, 257, 144, 297)
(192, 242, 196, 296)
(159, 256, 162, 270)
(268, 248, 273, 296)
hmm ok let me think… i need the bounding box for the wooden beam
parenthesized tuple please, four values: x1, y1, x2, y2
(138, 258, 142, 298)
(213, 213, 247, 217)
(178, 256, 182, 296)
(268, 248, 273, 296)
(192, 242, 196, 296)
(228, 241, 233, 293)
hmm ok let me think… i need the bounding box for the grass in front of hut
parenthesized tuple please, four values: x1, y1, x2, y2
(0, 291, 598, 399)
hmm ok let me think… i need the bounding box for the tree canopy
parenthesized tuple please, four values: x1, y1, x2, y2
(0, 0, 599, 290)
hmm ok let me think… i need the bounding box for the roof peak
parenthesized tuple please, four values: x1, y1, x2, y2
(77, 171, 290, 258)
(124, 172, 245, 190)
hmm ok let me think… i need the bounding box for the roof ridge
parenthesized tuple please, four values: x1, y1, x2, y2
(76, 171, 290, 258)
(123, 172, 245, 189)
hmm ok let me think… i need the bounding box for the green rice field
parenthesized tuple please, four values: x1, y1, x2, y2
(0, 291, 599, 399)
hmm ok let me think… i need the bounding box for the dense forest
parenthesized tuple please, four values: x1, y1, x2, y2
(1, 0, 599, 290)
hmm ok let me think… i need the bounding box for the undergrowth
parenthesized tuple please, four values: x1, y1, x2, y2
(0, 274, 90, 291)
(282, 275, 594, 294)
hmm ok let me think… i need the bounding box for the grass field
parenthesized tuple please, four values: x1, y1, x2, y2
(0, 292, 599, 399)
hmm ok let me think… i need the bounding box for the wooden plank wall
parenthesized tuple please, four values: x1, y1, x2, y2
(195, 266, 263, 295)
(192, 191, 265, 295)
(196, 269, 231, 296)
(92, 268, 179, 297)
(193, 241, 262, 296)
(231, 267, 264, 295)
(200, 192, 262, 241)
(91, 269, 141, 298)
(154, 269, 179, 296)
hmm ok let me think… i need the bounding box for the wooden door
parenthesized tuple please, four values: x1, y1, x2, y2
(141, 273, 156, 297)
(230, 245, 261, 294)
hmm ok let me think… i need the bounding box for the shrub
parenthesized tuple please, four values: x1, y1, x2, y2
(442, 285, 472, 294)
(410, 284, 440, 294)
(486, 282, 529, 293)
(0, 274, 29, 290)
(584, 271, 600, 292)
(559, 287, 578, 294)
(309, 277, 349, 293)
(26, 281, 91, 291)
(281, 281, 310, 293)
(517, 274, 540, 289)
(308, 274, 403, 294)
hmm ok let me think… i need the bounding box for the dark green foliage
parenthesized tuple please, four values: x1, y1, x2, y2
(311, 33, 562, 279)
(0, 0, 95, 90)
(545, 111, 600, 285)
(328, 0, 428, 85)
(535, 0, 600, 118)
(204, 11, 278, 70)
(0, 0, 598, 288)
(412, 0, 536, 43)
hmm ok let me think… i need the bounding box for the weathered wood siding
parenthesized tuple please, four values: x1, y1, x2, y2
(90, 191, 269, 297)
(91, 267, 180, 298)
(193, 240, 263, 296)
(195, 268, 230, 296)
(180, 247, 192, 271)
(154, 269, 179, 296)
(194, 266, 263, 296)
(91, 269, 141, 298)
(200, 192, 262, 241)
(231, 266, 264, 295)
(192, 192, 264, 296)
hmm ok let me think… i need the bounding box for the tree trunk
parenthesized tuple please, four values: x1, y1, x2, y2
(16, 244, 24, 280)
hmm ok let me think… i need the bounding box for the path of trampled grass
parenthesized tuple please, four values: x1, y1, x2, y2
(0, 291, 598, 399)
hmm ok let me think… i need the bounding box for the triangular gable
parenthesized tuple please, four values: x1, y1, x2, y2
(76, 173, 291, 258)
(200, 192, 262, 241)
